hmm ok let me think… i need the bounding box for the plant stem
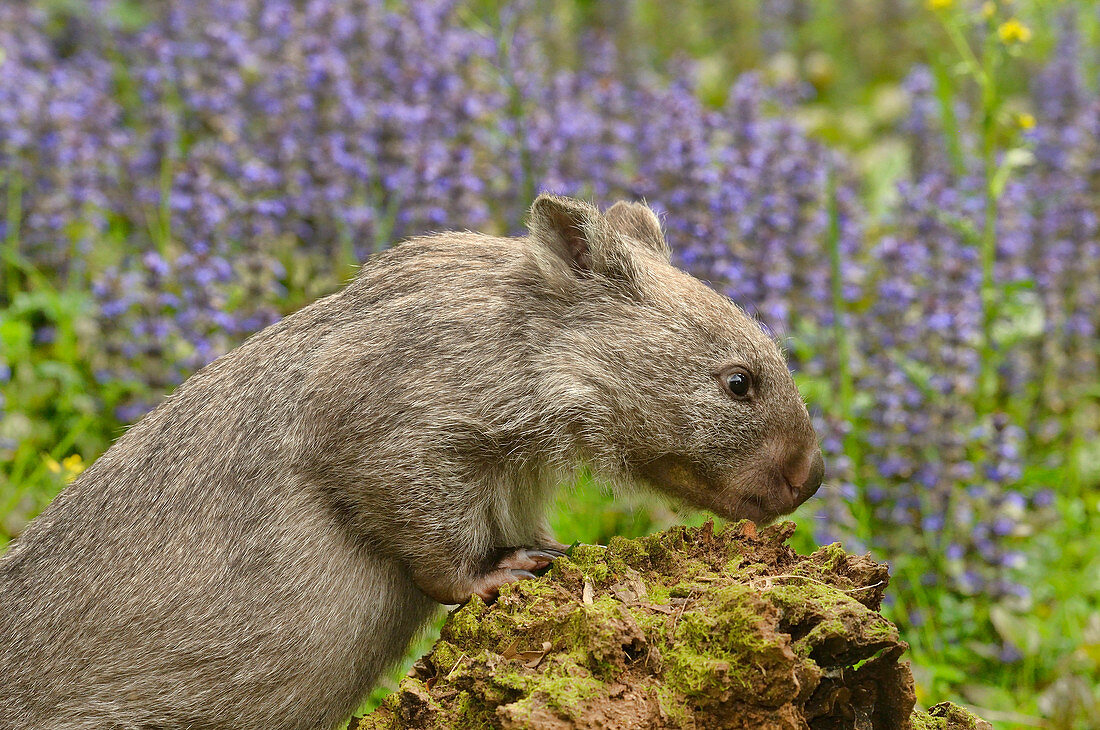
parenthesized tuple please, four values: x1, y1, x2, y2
(932, 11, 1001, 410)
(978, 30, 1000, 412)
(158, 151, 173, 256)
(828, 170, 853, 440)
(3, 166, 23, 303)
(931, 57, 966, 178)
(499, 26, 536, 230)
(827, 167, 867, 536)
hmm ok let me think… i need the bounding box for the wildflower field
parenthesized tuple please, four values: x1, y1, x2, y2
(1, 0, 1098, 726)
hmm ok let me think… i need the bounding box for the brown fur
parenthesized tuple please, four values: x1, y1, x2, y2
(0, 196, 822, 729)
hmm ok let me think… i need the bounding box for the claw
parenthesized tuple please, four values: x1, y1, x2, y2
(466, 544, 570, 604)
(493, 547, 559, 571)
(527, 549, 564, 561)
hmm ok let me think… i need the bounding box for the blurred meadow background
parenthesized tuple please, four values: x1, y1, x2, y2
(1, 0, 1099, 726)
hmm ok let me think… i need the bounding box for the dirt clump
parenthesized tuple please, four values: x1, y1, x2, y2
(355, 520, 989, 730)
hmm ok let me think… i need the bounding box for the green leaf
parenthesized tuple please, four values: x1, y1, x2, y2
(0, 318, 33, 356)
(992, 287, 1044, 348)
(991, 147, 1035, 199)
(990, 605, 1042, 656)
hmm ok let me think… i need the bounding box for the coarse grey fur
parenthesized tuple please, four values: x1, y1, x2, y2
(0, 196, 823, 730)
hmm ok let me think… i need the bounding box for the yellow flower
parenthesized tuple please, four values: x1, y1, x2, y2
(1017, 112, 1036, 130)
(45, 453, 85, 482)
(998, 18, 1032, 43)
(62, 454, 85, 475)
(982, 1, 996, 19)
(928, 0, 954, 9)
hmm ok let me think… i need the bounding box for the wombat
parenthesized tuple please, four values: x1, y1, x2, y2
(0, 195, 823, 730)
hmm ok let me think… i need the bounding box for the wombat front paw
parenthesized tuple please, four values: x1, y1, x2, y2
(493, 546, 562, 571)
(415, 547, 565, 604)
(471, 547, 562, 603)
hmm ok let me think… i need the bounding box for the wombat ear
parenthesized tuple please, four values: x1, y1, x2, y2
(527, 194, 608, 273)
(605, 200, 671, 261)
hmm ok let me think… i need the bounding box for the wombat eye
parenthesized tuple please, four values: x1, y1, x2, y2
(723, 370, 752, 398)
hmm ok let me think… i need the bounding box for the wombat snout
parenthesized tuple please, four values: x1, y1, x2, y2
(783, 448, 825, 507)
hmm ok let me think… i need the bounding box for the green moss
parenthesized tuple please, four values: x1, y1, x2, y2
(476, 611, 520, 652)
(924, 701, 991, 729)
(624, 602, 669, 640)
(439, 598, 488, 646)
(768, 579, 898, 638)
(708, 584, 779, 638)
(450, 689, 498, 730)
(563, 543, 609, 573)
(637, 526, 693, 568)
(655, 684, 694, 726)
(581, 600, 630, 676)
(537, 661, 604, 713)
(644, 583, 672, 603)
(505, 573, 556, 601)
(540, 593, 642, 679)
(807, 542, 849, 573)
(495, 695, 553, 729)
(657, 583, 797, 705)
(683, 557, 712, 577)
(669, 581, 697, 598)
(909, 710, 948, 730)
(489, 666, 530, 694)
(588, 563, 611, 583)
(665, 649, 739, 697)
(490, 655, 603, 726)
(429, 640, 464, 675)
(551, 548, 611, 586)
(607, 533, 650, 569)
(864, 617, 901, 639)
(724, 558, 745, 575)
(766, 577, 856, 613)
(353, 692, 401, 729)
(799, 616, 851, 647)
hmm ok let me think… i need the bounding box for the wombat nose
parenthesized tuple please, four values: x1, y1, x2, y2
(801, 450, 825, 501)
(783, 448, 824, 505)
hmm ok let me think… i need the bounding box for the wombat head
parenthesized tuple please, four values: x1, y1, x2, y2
(527, 194, 824, 523)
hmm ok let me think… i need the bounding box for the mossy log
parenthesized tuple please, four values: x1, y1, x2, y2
(355, 521, 990, 730)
